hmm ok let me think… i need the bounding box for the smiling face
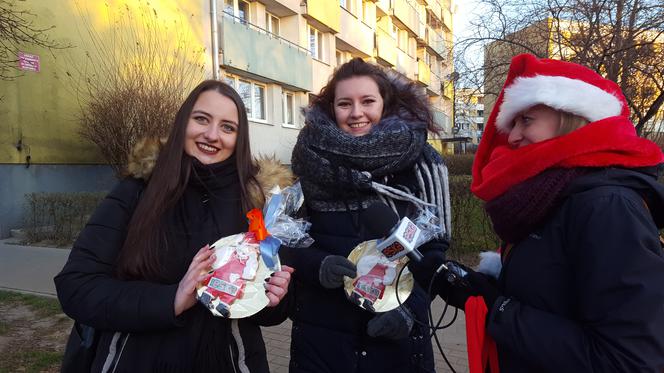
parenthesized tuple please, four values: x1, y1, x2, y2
(184, 90, 239, 164)
(333, 76, 384, 136)
(507, 105, 561, 148)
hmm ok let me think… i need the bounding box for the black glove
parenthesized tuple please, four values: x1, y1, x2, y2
(408, 240, 448, 292)
(319, 255, 357, 289)
(367, 306, 413, 340)
(440, 262, 501, 310)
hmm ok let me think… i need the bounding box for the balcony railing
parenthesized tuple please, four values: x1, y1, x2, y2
(222, 12, 309, 54)
(220, 12, 312, 91)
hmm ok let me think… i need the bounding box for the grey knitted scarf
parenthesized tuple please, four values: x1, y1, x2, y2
(292, 105, 451, 238)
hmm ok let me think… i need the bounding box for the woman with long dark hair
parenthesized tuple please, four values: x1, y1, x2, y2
(282, 58, 451, 373)
(55, 80, 294, 372)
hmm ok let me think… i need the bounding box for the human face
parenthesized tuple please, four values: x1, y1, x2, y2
(333, 76, 384, 136)
(507, 105, 561, 148)
(184, 90, 239, 164)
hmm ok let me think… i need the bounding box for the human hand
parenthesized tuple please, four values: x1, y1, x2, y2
(319, 255, 357, 289)
(437, 261, 501, 311)
(408, 239, 448, 291)
(264, 265, 295, 307)
(174, 245, 215, 317)
(367, 306, 413, 340)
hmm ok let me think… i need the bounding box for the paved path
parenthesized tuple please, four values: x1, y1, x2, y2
(0, 240, 468, 372)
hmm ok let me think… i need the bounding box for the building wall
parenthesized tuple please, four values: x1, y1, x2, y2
(0, 0, 456, 237)
(219, 0, 456, 153)
(0, 0, 212, 238)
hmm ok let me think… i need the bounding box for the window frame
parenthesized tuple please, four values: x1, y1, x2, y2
(308, 24, 324, 61)
(224, 75, 268, 123)
(265, 11, 280, 36)
(282, 90, 297, 128)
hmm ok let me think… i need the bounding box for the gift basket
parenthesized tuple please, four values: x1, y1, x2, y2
(196, 182, 312, 318)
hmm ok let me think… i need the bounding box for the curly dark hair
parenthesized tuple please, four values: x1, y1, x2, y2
(311, 57, 440, 134)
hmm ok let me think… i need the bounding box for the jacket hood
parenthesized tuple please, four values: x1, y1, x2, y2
(565, 165, 664, 228)
(125, 137, 294, 209)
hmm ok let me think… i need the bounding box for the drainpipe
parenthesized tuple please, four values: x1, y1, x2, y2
(210, 0, 220, 79)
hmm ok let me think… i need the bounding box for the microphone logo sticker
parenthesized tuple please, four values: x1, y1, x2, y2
(381, 242, 405, 259)
(403, 221, 417, 243)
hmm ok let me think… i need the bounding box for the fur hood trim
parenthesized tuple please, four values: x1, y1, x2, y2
(125, 138, 294, 208)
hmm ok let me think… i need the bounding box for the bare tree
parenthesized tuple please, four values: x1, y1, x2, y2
(65, 1, 206, 175)
(456, 0, 664, 142)
(0, 0, 64, 80)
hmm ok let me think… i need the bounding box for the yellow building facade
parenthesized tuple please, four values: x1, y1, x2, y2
(0, 0, 456, 237)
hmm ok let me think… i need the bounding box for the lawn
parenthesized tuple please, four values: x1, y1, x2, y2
(0, 291, 71, 373)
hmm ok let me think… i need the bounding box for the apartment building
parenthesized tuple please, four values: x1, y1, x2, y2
(217, 0, 456, 158)
(454, 88, 484, 148)
(0, 0, 455, 237)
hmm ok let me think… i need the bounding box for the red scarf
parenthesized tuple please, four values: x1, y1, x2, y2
(465, 296, 500, 373)
(472, 116, 663, 202)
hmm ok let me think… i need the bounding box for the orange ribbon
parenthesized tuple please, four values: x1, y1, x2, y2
(247, 208, 268, 241)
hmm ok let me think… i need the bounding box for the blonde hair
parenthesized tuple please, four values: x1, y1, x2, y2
(558, 111, 589, 135)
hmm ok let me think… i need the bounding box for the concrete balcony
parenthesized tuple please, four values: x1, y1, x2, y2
(302, 0, 340, 33)
(425, 26, 447, 57)
(375, 26, 398, 66)
(375, 0, 391, 16)
(427, 0, 443, 22)
(392, 0, 420, 36)
(260, 0, 300, 15)
(416, 60, 431, 86)
(433, 109, 452, 134)
(443, 80, 454, 99)
(337, 8, 374, 57)
(428, 71, 442, 96)
(395, 47, 417, 80)
(441, 7, 452, 31)
(220, 15, 312, 91)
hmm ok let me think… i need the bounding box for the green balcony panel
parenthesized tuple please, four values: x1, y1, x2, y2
(221, 19, 313, 91)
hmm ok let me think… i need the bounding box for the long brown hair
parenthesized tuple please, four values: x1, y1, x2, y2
(116, 80, 260, 281)
(312, 57, 439, 134)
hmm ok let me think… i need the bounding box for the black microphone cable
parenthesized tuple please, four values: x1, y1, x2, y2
(393, 260, 460, 373)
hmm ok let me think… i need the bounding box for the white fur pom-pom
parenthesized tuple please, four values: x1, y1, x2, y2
(476, 251, 502, 279)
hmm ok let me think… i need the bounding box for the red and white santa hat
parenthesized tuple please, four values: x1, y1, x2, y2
(493, 54, 629, 133)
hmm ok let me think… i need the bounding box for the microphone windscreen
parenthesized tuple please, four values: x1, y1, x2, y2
(360, 203, 399, 238)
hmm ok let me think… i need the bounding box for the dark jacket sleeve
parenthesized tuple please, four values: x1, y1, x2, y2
(279, 244, 329, 289)
(54, 178, 182, 333)
(487, 189, 664, 372)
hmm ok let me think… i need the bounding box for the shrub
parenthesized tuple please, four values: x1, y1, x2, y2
(449, 176, 499, 256)
(445, 154, 475, 176)
(66, 1, 205, 176)
(23, 192, 106, 246)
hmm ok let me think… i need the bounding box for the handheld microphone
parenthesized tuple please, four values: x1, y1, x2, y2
(361, 203, 424, 263)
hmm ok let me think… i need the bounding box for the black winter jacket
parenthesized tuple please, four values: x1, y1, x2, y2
(488, 167, 664, 372)
(55, 164, 288, 372)
(281, 168, 439, 373)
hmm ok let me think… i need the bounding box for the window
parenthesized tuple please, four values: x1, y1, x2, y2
(266, 12, 280, 35)
(253, 84, 266, 121)
(238, 0, 249, 23)
(308, 25, 323, 61)
(224, 0, 248, 23)
(282, 91, 295, 127)
(223, 0, 233, 15)
(227, 75, 267, 121)
(340, 0, 349, 9)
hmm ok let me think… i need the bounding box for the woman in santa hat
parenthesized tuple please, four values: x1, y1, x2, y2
(410, 54, 664, 372)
